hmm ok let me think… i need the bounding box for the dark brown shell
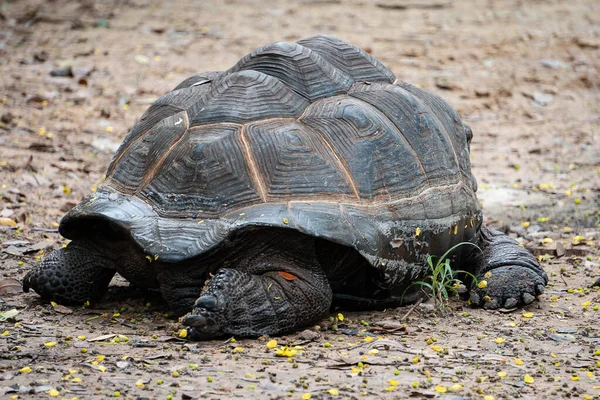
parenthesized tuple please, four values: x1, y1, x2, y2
(61, 35, 481, 268)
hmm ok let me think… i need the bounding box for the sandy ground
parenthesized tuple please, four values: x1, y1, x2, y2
(0, 0, 599, 398)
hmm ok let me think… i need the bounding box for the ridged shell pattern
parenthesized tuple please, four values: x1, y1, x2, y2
(61, 35, 480, 265)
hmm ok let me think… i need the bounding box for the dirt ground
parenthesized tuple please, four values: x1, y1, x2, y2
(1, 0, 599, 398)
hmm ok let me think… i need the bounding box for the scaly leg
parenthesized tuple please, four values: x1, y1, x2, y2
(469, 225, 547, 309)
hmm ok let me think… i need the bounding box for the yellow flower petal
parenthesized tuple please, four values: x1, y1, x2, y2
(515, 358, 524, 365)
(478, 280, 488, 289)
(328, 388, 339, 396)
(266, 339, 277, 349)
(337, 313, 344, 321)
(20, 366, 32, 373)
(524, 375, 534, 384)
(178, 329, 188, 338)
(522, 312, 533, 318)
(450, 384, 463, 392)
(388, 379, 399, 386)
(494, 338, 505, 344)
(498, 371, 507, 377)
(415, 227, 421, 236)
(582, 300, 591, 307)
(435, 385, 447, 393)
(301, 394, 311, 400)
(364, 336, 374, 343)
(48, 389, 59, 397)
(44, 342, 57, 348)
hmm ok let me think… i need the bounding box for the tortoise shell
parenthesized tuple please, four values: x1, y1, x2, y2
(61, 35, 481, 271)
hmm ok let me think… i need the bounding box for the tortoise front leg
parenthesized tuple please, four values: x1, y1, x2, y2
(23, 241, 116, 305)
(468, 225, 547, 309)
(182, 251, 332, 339)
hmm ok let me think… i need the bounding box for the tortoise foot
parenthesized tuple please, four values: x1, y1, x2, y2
(182, 262, 332, 340)
(469, 265, 546, 309)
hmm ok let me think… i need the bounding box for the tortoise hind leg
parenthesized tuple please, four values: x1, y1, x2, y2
(182, 234, 332, 339)
(468, 225, 547, 309)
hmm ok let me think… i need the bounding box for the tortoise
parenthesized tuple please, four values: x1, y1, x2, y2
(23, 35, 547, 339)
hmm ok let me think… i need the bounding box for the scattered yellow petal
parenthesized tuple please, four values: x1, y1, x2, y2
(364, 336, 374, 343)
(266, 340, 277, 349)
(301, 394, 311, 400)
(515, 358, 524, 365)
(478, 280, 488, 289)
(498, 371, 507, 377)
(415, 227, 421, 236)
(542, 237, 553, 244)
(367, 349, 379, 355)
(275, 346, 297, 357)
(484, 396, 495, 400)
(587, 372, 595, 378)
(388, 379, 399, 386)
(20, 366, 32, 373)
(77, 335, 86, 340)
(337, 313, 344, 321)
(96, 355, 105, 362)
(450, 384, 463, 392)
(97, 366, 106, 372)
(172, 370, 179, 377)
(282, 217, 289, 224)
(435, 385, 447, 393)
(522, 312, 533, 318)
(44, 342, 57, 348)
(1, 331, 8, 336)
(573, 235, 585, 243)
(0, 218, 17, 227)
(178, 329, 188, 338)
(328, 389, 339, 396)
(572, 375, 580, 381)
(494, 338, 505, 344)
(233, 347, 244, 353)
(582, 300, 591, 307)
(521, 221, 530, 228)
(48, 389, 59, 397)
(524, 375, 534, 384)
(412, 357, 419, 363)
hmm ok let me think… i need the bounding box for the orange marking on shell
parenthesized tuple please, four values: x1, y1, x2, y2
(278, 271, 297, 281)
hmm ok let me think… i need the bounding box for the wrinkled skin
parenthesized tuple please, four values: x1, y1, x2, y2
(23, 225, 547, 339)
